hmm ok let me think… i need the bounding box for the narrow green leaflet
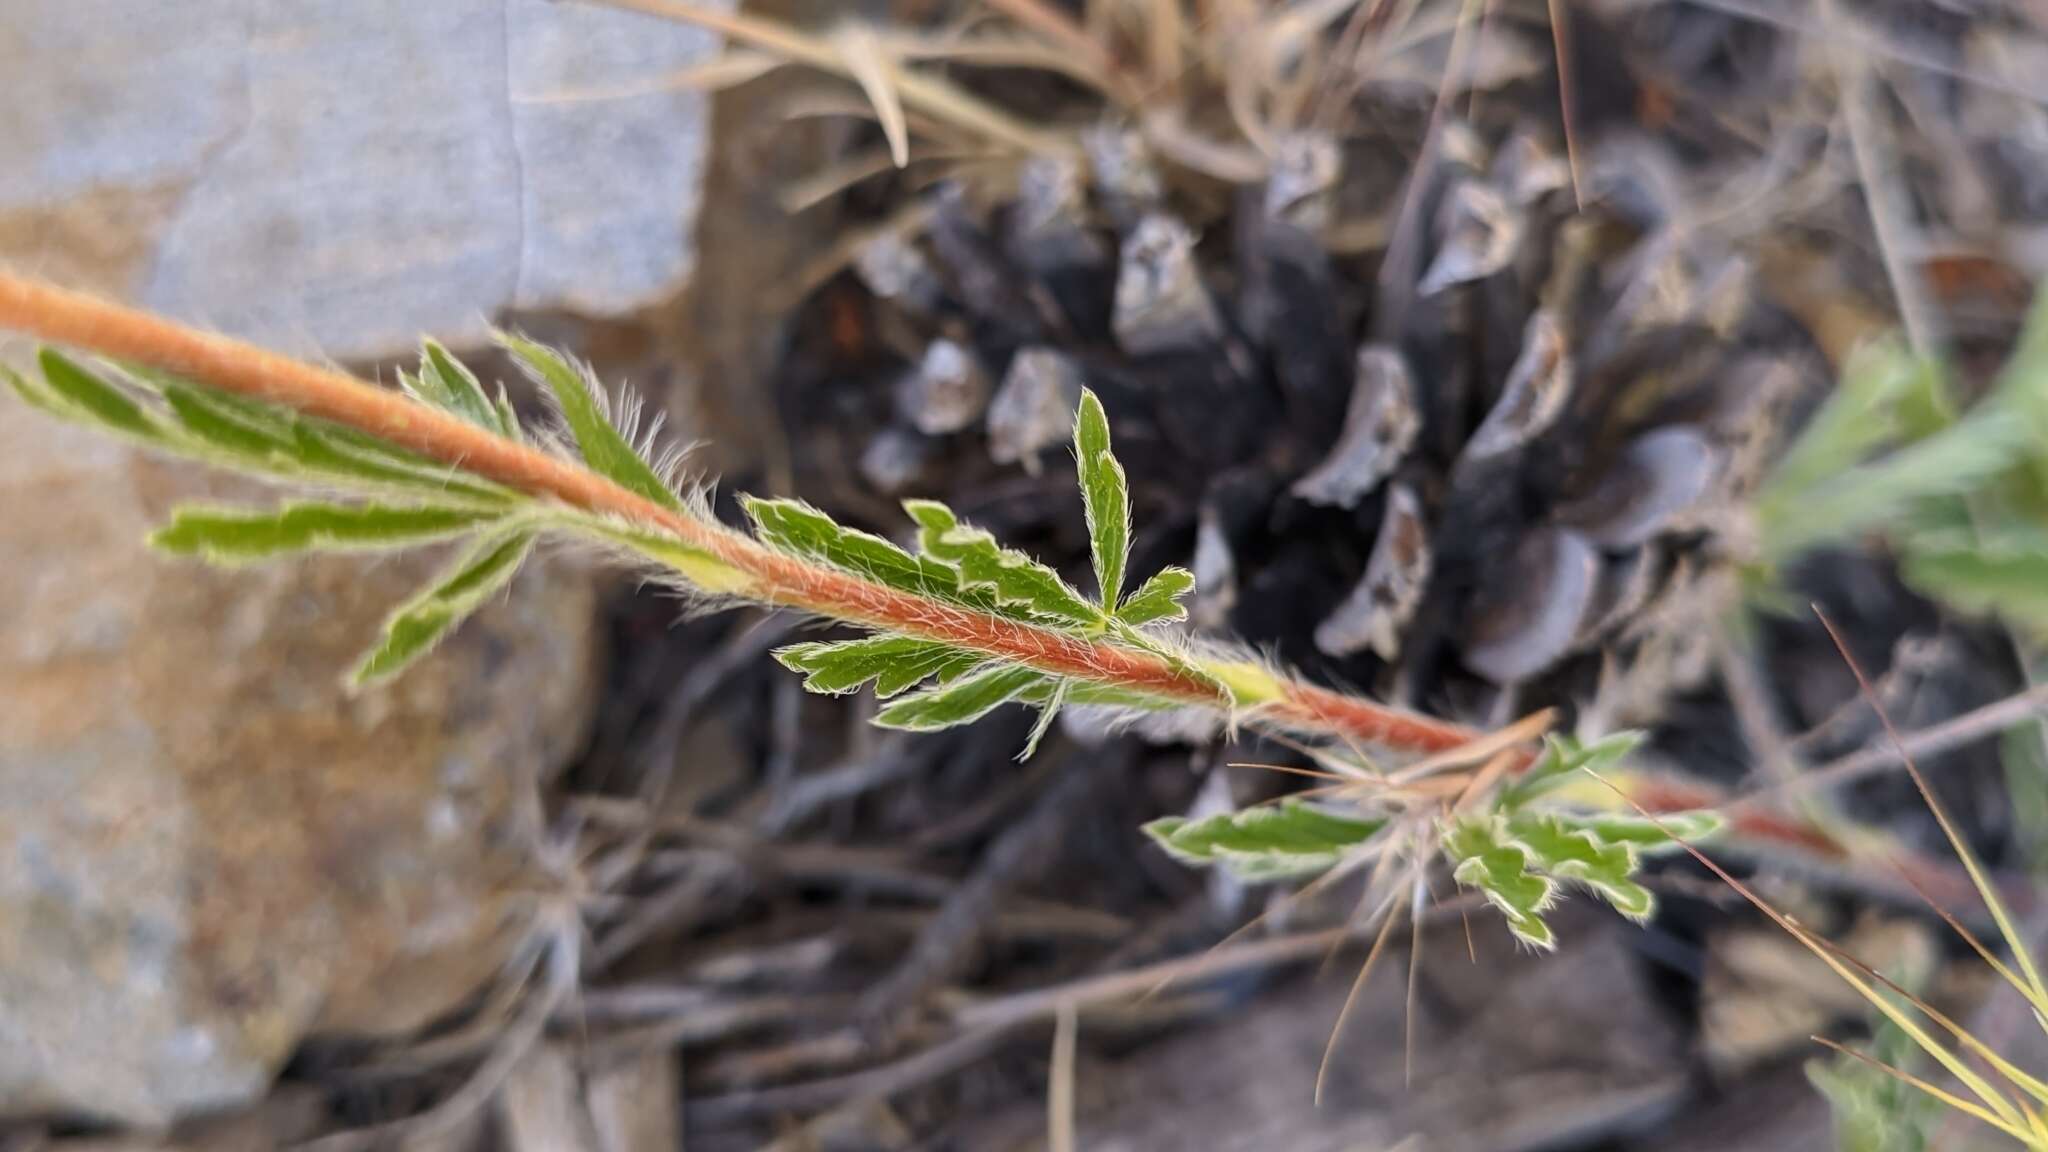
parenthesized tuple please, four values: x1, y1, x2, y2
(774, 635, 982, 697)
(1761, 340, 1933, 505)
(1498, 731, 1644, 808)
(414, 339, 507, 433)
(498, 332, 683, 511)
(904, 499, 1103, 627)
(1019, 680, 1069, 760)
(350, 531, 534, 687)
(493, 387, 526, 444)
(33, 350, 165, 440)
(1117, 566, 1196, 626)
(1443, 818, 1558, 950)
(744, 497, 971, 600)
(162, 384, 294, 458)
(1144, 800, 1385, 881)
(1074, 389, 1129, 609)
(2, 363, 71, 420)
(1508, 814, 1655, 921)
(8, 353, 506, 504)
(152, 502, 499, 564)
(158, 384, 508, 503)
(1562, 810, 1723, 852)
(872, 663, 1047, 731)
(292, 423, 510, 502)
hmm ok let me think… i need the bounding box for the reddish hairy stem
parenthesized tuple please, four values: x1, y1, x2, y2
(1, 274, 1914, 880)
(0, 273, 1470, 753)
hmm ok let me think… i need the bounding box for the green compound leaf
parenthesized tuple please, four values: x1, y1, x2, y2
(1117, 566, 1196, 626)
(1499, 730, 1645, 809)
(152, 502, 499, 564)
(1443, 817, 1558, 951)
(33, 350, 165, 441)
(412, 339, 507, 433)
(872, 662, 1048, 731)
(744, 497, 976, 601)
(1144, 799, 1386, 882)
(350, 530, 534, 688)
(1508, 814, 1655, 921)
(774, 634, 982, 698)
(498, 331, 683, 511)
(1075, 389, 1130, 610)
(903, 499, 1103, 627)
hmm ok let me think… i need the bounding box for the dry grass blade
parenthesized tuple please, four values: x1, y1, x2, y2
(1146, 0, 1187, 98)
(1392, 707, 1553, 784)
(1816, 606, 2048, 1015)
(1803, 928, 2048, 1107)
(1826, 1, 1940, 357)
(1404, 876, 1426, 1087)
(836, 25, 911, 168)
(1586, 764, 2030, 1134)
(1809, 1035, 2039, 1143)
(1316, 881, 1406, 1106)
(583, 0, 1070, 156)
(1544, 0, 1584, 209)
(1227, 759, 1357, 783)
(983, 0, 1133, 100)
(883, 30, 1108, 87)
(1449, 747, 1520, 813)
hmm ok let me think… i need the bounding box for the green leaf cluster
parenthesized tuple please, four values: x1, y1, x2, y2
(1442, 732, 1720, 949)
(1806, 955, 1943, 1152)
(1755, 289, 2048, 639)
(1135, 730, 1720, 951)
(760, 387, 1203, 750)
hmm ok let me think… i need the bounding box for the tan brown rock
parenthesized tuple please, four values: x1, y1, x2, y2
(0, 389, 598, 1124)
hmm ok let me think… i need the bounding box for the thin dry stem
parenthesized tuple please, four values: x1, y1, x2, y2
(1048, 1001, 1079, 1152)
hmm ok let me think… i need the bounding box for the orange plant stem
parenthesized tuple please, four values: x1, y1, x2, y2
(0, 272, 1474, 755)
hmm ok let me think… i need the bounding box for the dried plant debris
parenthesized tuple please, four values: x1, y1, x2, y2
(1558, 426, 1720, 547)
(1418, 180, 1523, 297)
(1462, 527, 1602, 686)
(898, 339, 990, 434)
(987, 347, 1083, 473)
(1459, 311, 1574, 469)
(1316, 482, 1432, 661)
(1113, 213, 1224, 356)
(1292, 346, 1421, 509)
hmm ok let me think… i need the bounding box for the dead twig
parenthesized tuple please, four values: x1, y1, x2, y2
(1755, 683, 2048, 799)
(857, 744, 1102, 1036)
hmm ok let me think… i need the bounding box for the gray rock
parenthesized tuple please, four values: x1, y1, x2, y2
(0, 0, 729, 362)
